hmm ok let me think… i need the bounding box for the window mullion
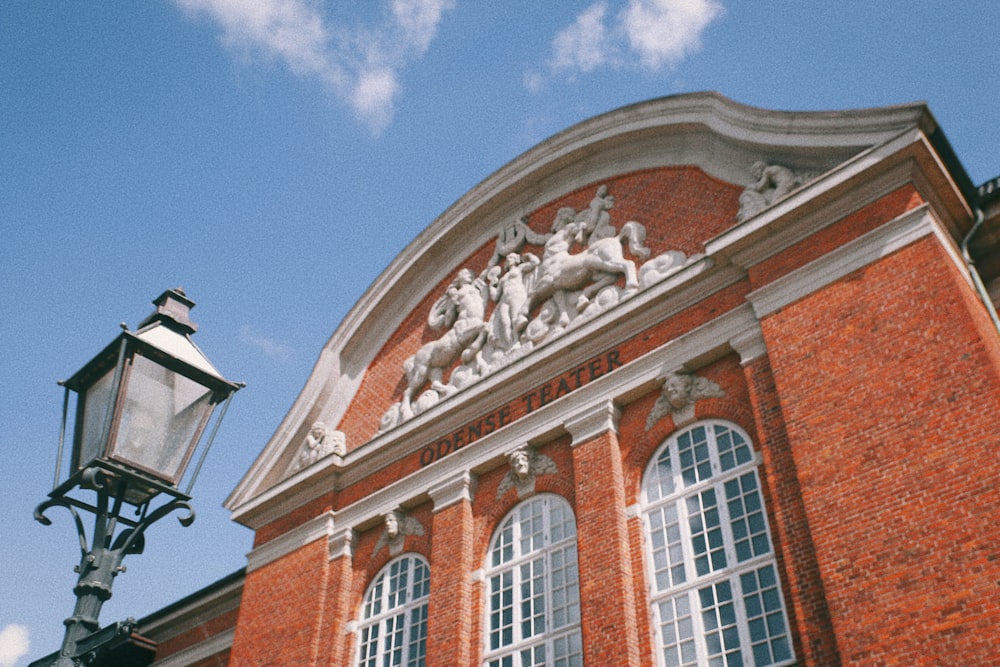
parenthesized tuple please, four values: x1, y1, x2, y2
(689, 586, 710, 666)
(676, 494, 696, 591)
(730, 574, 754, 667)
(716, 477, 740, 580)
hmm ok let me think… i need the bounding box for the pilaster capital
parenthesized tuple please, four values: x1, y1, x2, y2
(730, 324, 768, 365)
(428, 470, 476, 512)
(328, 526, 355, 561)
(565, 399, 620, 446)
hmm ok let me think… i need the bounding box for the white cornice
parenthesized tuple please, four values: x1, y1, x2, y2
(226, 347, 343, 509)
(246, 512, 335, 573)
(708, 129, 971, 272)
(729, 326, 768, 365)
(707, 129, 921, 266)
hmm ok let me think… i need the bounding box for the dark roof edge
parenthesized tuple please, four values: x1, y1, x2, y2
(138, 568, 245, 627)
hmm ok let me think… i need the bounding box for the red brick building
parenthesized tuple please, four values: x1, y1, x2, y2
(140, 93, 1000, 666)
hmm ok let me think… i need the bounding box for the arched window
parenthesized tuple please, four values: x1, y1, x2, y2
(357, 554, 430, 667)
(642, 421, 794, 667)
(483, 494, 583, 667)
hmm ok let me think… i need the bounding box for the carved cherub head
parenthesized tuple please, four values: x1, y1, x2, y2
(497, 446, 558, 499)
(508, 447, 532, 480)
(384, 511, 400, 539)
(663, 373, 695, 409)
(646, 370, 726, 431)
(375, 509, 425, 557)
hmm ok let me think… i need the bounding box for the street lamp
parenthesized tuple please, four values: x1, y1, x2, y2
(32, 289, 242, 667)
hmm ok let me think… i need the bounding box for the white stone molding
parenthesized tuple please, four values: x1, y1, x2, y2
(565, 399, 621, 446)
(625, 503, 642, 519)
(227, 347, 350, 511)
(729, 324, 768, 365)
(428, 470, 476, 512)
(150, 628, 235, 667)
(245, 512, 335, 573)
(747, 205, 934, 318)
(329, 526, 355, 561)
(710, 127, 971, 276)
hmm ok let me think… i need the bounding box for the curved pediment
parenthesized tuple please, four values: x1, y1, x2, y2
(227, 92, 935, 521)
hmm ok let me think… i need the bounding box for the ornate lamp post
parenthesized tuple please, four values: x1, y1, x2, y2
(31, 289, 242, 667)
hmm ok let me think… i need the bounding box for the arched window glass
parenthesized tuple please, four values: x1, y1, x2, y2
(483, 494, 583, 667)
(642, 421, 794, 667)
(357, 554, 430, 667)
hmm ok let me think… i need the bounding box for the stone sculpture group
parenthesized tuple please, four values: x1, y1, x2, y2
(379, 184, 701, 432)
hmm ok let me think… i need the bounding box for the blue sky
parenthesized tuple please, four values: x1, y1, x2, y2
(1, 1, 997, 664)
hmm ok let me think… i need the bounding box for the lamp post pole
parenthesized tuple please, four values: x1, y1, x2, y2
(36, 470, 195, 666)
(30, 289, 241, 667)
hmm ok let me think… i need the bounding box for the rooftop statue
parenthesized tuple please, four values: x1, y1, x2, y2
(737, 161, 800, 221)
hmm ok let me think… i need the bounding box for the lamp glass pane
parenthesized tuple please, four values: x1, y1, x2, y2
(78, 366, 117, 469)
(111, 354, 215, 483)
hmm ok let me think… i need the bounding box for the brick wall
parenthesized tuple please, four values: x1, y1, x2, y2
(760, 236, 1000, 663)
(229, 538, 331, 665)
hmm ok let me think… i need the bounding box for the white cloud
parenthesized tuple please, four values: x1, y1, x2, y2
(551, 3, 614, 74)
(534, 0, 722, 87)
(0, 625, 30, 667)
(240, 326, 294, 362)
(350, 66, 399, 134)
(176, 0, 454, 133)
(620, 0, 722, 70)
(392, 0, 453, 53)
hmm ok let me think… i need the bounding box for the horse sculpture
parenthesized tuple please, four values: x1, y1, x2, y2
(528, 218, 650, 326)
(400, 269, 488, 419)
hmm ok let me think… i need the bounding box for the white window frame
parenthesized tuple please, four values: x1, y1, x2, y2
(482, 494, 583, 667)
(641, 420, 795, 667)
(356, 554, 430, 667)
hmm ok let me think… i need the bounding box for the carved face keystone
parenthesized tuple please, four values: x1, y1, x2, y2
(384, 513, 399, 539)
(664, 375, 693, 409)
(510, 450, 531, 479)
